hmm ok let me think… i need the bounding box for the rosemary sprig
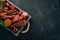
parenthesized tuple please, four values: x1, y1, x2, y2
(0, 0, 3, 12)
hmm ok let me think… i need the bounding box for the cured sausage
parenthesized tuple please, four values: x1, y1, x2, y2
(12, 15, 19, 23)
(1, 14, 15, 19)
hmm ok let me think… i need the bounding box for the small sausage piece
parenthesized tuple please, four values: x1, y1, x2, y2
(13, 28, 18, 33)
(12, 9, 17, 13)
(12, 11, 18, 15)
(19, 9, 23, 14)
(10, 25, 18, 33)
(2, 12, 7, 14)
(2, 0, 6, 2)
(3, 7, 8, 12)
(9, 25, 15, 30)
(9, 5, 15, 10)
(6, 2, 10, 6)
(4, 7, 8, 10)
(4, 9, 8, 12)
(1, 14, 6, 19)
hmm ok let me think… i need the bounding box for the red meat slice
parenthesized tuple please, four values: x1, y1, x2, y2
(12, 15, 19, 23)
(22, 12, 28, 17)
(9, 5, 15, 10)
(18, 20, 27, 26)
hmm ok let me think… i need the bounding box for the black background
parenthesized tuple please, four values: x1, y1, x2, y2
(0, 0, 60, 40)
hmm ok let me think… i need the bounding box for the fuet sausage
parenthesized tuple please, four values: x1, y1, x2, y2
(1, 14, 15, 19)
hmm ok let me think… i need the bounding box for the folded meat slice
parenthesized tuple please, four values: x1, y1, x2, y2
(22, 12, 28, 17)
(12, 15, 19, 23)
(17, 19, 27, 26)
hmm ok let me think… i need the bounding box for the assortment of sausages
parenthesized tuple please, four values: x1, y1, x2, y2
(0, 0, 28, 33)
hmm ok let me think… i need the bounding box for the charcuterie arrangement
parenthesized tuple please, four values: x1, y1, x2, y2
(0, 0, 31, 36)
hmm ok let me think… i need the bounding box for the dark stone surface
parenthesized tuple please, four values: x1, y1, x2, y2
(0, 0, 60, 40)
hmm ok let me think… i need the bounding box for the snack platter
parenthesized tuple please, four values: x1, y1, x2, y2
(0, 0, 31, 36)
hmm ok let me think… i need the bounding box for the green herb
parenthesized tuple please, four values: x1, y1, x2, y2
(14, 23, 20, 27)
(8, 10, 12, 15)
(15, 24, 20, 27)
(0, 20, 6, 28)
(0, 0, 3, 12)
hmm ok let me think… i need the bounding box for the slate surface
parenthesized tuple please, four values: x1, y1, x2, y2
(0, 0, 60, 40)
